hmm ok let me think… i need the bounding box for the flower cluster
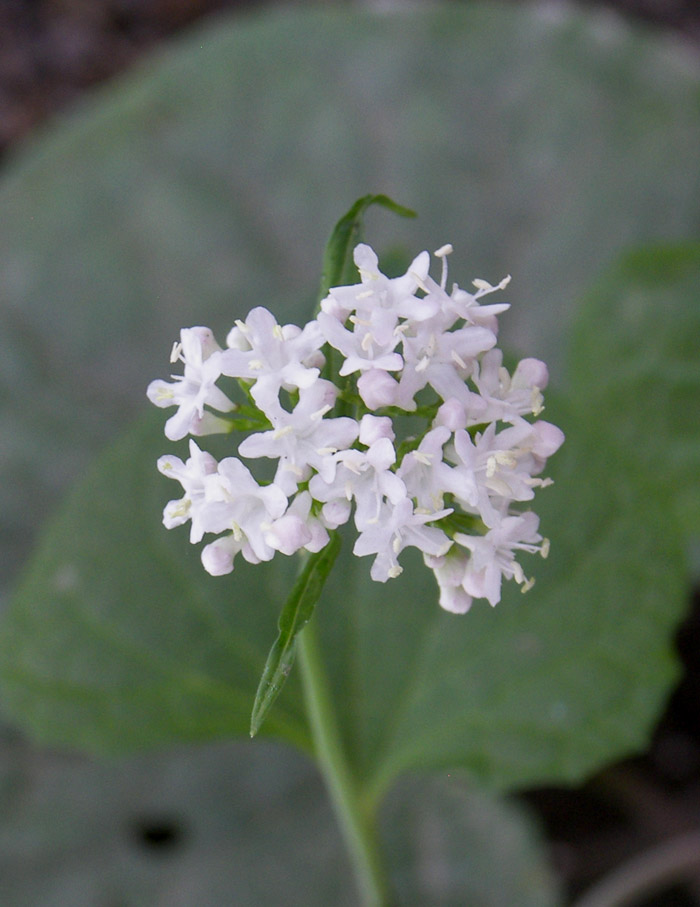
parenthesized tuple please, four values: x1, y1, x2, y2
(148, 243, 563, 613)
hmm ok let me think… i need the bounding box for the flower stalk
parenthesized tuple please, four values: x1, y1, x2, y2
(298, 615, 390, 907)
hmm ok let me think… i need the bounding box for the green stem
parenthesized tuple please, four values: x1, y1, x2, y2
(298, 617, 390, 907)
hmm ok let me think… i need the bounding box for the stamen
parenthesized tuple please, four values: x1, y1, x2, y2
(169, 341, 183, 364)
(410, 271, 429, 294)
(435, 244, 453, 289)
(311, 404, 332, 421)
(451, 349, 467, 370)
(521, 576, 535, 594)
(415, 356, 430, 373)
(531, 388, 544, 415)
(494, 451, 518, 468)
(361, 332, 375, 353)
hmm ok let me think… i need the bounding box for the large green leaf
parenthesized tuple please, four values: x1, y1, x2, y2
(569, 244, 700, 543)
(315, 398, 687, 798)
(2, 2, 700, 600)
(0, 412, 309, 753)
(0, 380, 688, 797)
(0, 738, 560, 906)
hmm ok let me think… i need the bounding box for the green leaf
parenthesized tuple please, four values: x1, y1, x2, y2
(318, 194, 415, 302)
(381, 776, 562, 906)
(0, 382, 689, 797)
(569, 243, 700, 543)
(0, 412, 311, 755)
(0, 0, 698, 805)
(0, 740, 561, 906)
(250, 533, 342, 738)
(313, 401, 688, 799)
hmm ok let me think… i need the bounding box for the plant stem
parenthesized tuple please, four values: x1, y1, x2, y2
(298, 616, 390, 907)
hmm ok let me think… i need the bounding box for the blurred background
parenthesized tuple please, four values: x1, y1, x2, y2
(1, 0, 700, 159)
(0, 1, 699, 904)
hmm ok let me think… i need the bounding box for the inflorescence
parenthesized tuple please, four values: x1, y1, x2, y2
(148, 243, 563, 613)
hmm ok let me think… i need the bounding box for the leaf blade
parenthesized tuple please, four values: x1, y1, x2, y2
(250, 532, 342, 738)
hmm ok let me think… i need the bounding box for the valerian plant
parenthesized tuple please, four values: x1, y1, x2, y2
(146, 196, 564, 905)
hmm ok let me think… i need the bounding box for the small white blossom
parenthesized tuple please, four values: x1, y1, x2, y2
(423, 548, 474, 614)
(453, 511, 547, 606)
(147, 327, 234, 441)
(310, 438, 406, 530)
(157, 440, 219, 543)
(354, 497, 452, 582)
(396, 427, 455, 512)
(238, 380, 359, 495)
(220, 306, 323, 414)
(265, 491, 329, 556)
(201, 457, 288, 565)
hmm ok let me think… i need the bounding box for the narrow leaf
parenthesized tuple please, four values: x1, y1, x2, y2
(317, 194, 415, 302)
(250, 532, 342, 737)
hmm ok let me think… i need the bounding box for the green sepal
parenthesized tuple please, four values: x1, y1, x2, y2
(250, 531, 342, 737)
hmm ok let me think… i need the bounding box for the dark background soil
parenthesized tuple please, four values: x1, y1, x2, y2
(1, 1, 699, 903)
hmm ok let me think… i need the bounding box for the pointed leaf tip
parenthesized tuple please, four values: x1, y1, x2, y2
(250, 532, 342, 737)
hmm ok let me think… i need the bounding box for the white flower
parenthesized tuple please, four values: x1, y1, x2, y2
(238, 380, 359, 495)
(356, 369, 399, 409)
(147, 327, 235, 441)
(453, 511, 547, 606)
(157, 440, 219, 543)
(265, 491, 329, 556)
(358, 414, 395, 446)
(321, 243, 432, 324)
(472, 350, 549, 423)
(449, 421, 547, 521)
(396, 426, 455, 512)
(150, 236, 564, 610)
(394, 320, 497, 410)
(201, 457, 288, 564)
(201, 533, 259, 576)
(220, 307, 323, 414)
(353, 497, 452, 582)
(423, 548, 473, 614)
(309, 438, 406, 530)
(317, 310, 404, 376)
